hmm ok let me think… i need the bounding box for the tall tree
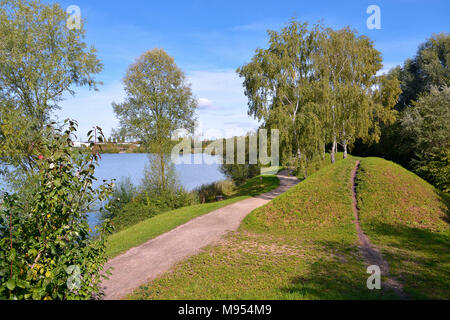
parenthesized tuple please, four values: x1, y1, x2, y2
(396, 33, 450, 110)
(314, 27, 389, 162)
(352, 33, 449, 182)
(400, 86, 450, 192)
(113, 49, 197, 192)
(237, 20, 323, 169)
(0, 0, 102, 170)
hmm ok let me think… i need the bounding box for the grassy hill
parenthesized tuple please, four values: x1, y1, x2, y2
(356, 158, 449, 299)
(127, 157, 449, 300)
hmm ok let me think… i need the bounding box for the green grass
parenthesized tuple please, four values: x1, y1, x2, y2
(233, 174, 280, 197)
(129, 157, 395, 300)
(295, 152, 343, 179)
(106, 174, 280, 258)
(128, 156, 449, 300)
(356, 157, 450, 299)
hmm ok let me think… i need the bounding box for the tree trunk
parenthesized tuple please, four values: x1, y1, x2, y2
(343, 140, 348, 159)
(322, 140, 326, 160)
(342, 124, 347, 159)
(160, 153, 166, 192)
(331, 136, 337, 164)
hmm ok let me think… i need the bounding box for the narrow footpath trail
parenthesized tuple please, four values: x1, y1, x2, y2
(102, 170, 299, 300)
(351, 161, 406, 298)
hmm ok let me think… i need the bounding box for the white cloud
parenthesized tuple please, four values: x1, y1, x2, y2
(198, 98, 215, 109)
(187, 69, 260, 138)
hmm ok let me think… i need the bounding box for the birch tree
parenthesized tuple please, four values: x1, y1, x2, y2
(315, 28, 386, 161)
(237, 20, 323, 169)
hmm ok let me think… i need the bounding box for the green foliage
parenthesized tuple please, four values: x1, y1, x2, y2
(219, 134, 262, 185)
(105, 157, 197, 232)
(112, 49, 197, 192)
(108, 188, 197, 233)
(395, 33, 450, 110)
(101, 177, 136, 222)
(401, 86, 450, 192)
(0, 0, 102, 170)
(237, 20, 399, 167)
(237, 20, 324, 165)
(141, 155, 181, 196)
(354, 33, 449, 191)
(220, 163, 260, 186)
(194, 180, 234, 203)
(0, 121, 114, 300)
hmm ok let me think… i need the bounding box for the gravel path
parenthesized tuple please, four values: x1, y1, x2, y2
(101, 170, 299, 300)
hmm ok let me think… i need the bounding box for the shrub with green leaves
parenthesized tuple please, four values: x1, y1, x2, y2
(194, 180, 234, 203)
(0, 121, 115, 300)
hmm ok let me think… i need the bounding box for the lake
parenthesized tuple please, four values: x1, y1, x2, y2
(1, 153, 226, 228)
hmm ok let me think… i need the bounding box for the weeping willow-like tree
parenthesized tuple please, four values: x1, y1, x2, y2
(239, 20, 401, 172)
(313, 27, 398, 162)
(237, 20, 325, 170)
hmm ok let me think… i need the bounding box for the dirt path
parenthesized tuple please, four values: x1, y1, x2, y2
(351, 161, 406, 298)
(101, 170, 299, 300)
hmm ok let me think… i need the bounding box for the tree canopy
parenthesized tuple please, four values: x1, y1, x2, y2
(113, 48, 197, 191)
(0, 0, 102, 170)
(238, 20, 400, 172)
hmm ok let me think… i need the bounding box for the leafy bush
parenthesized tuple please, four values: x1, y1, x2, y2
(220, 163, 260, 186)
(101, 177, 136, 222)
(106, 160, 198, 231)
(0, 121, 114, 300)
(194, 180, 234, 203)
(110, 202, 159, 233)
(110, 188, 197, 232)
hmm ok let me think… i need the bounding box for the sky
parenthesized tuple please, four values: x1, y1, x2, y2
(52, 0, 450, 140)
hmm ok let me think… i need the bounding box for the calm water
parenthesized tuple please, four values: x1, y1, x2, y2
(1, 153, 225, 228)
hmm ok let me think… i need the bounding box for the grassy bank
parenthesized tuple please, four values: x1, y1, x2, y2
(106, 174, 280, 258)
(128, 157, 390, 299)
(128, 156, 449, 300)
(356, 158, 450, 299)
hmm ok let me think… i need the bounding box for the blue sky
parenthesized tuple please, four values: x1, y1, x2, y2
(53, 0, 450, 140)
